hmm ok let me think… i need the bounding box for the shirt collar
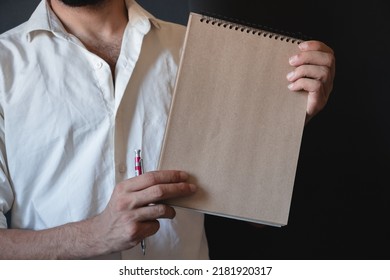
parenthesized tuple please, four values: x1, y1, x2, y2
(23, 0, 52, 34)
(24, 0, 160, 38)
(126, 0, 161, 30)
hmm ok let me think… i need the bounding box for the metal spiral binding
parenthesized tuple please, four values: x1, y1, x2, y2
(199, 15, 301, 44)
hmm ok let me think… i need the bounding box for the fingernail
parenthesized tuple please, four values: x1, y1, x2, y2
(287, 71, 295, 80)
(288, 83, 294, 90)
(180, 171, 189, 180)
(289, 55, 298, 65)
(299, 42, 308, 50)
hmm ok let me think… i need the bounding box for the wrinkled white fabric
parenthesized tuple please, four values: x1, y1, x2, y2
(0, 0, 208, 259)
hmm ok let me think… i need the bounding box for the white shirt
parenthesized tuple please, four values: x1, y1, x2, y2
(0, 0, 208, 259)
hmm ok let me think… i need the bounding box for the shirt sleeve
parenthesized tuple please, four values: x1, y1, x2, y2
(0, 109, 14, 229)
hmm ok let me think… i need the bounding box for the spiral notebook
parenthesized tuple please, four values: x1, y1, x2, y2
(158, 13, 308, 226)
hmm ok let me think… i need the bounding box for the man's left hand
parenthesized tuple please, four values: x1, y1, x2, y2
(287, 40, 336, 123)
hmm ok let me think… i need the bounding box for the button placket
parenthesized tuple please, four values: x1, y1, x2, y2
(118, 164, 127, 174)
(95, 61, 104, 69)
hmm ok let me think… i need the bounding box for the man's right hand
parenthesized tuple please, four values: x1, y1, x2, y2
(0, 170, 195, 259)
(90, 170, 197, 255)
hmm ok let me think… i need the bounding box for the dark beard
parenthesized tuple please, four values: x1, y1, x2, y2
(59, 0, 107, 7)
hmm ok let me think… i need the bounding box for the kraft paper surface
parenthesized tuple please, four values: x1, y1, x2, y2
(159, 13, 308, 226)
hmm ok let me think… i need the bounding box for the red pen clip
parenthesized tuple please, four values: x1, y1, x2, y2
(135, 149, 143, 176)
(134, 149, 146, 255)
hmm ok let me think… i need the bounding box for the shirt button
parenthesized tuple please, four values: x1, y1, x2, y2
(95, 61, 103, 69)
(118, 164, 127, 174)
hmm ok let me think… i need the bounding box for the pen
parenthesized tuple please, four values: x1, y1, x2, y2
(134, 149, 146, 255)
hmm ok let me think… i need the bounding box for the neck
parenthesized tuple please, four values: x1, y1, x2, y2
(50, 0, 128, 43)
(50, 0, 129, 77)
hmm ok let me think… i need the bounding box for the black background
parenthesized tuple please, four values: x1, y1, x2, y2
(1, 0, 389, 260)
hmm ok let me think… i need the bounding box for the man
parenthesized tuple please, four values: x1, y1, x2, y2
(0, 0, 335, 259)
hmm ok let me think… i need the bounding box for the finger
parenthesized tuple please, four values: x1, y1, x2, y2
(134, 204, 177, 221)
(288, 77, 323, 95)
(120, 206, 173, 246)
(289, 50, 334, 69)
(141, 220, 161, 239)
(287, 64, 331, 83)
(128, 220, 160, 245)
(306, 93, 326, 118)
(288, 78, 328, 116)
(298, 40, 334, 54)
(132, 182, 197, 207)
(119, 170, 189, 192)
